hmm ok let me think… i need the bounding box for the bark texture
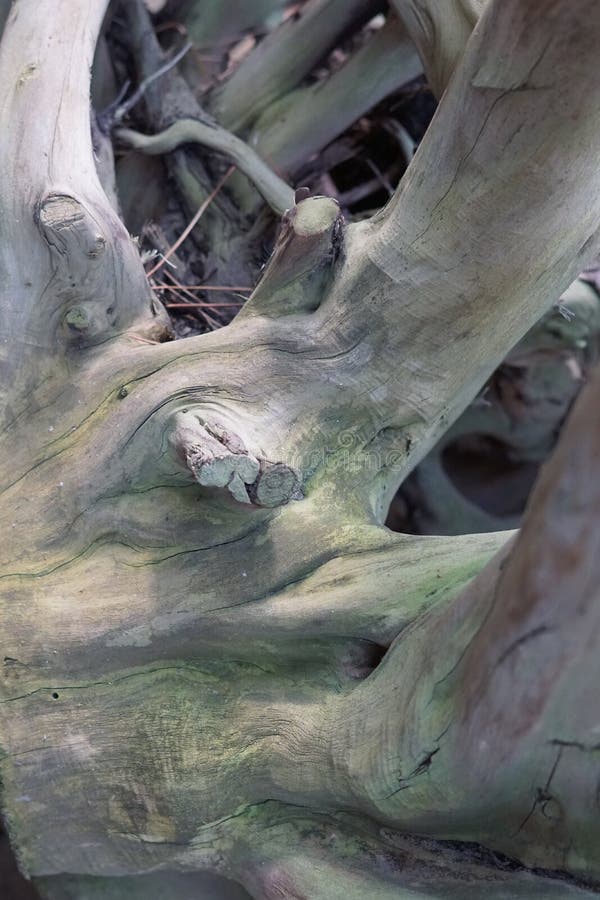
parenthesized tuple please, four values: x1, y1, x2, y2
(390, 0, 485, 98)
(390, 278, 600, 534)
(1, 0, 600, 897)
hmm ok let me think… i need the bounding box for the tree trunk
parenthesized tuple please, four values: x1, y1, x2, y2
(1, 0, 600, 897)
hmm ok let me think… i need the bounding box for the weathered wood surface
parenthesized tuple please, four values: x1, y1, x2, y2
(1, 0, 599, 896)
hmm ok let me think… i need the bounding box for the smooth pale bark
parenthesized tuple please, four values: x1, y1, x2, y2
(334, 0, 600, 512)
(1, 0, 600, 897)
(390, 0, 486, 98)
(0, 0, 166, 409)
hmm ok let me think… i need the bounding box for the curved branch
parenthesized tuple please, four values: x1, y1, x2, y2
(452, 362, 600, 873)
(324, 0, 600, 504)
(0, 0, 165, 389)
(117, 120, 294, 215)
(121, 0, 265, 289)
(331, 363, 600, 879)
(85, 0, 600, 535)
(390, 0, 486, 97)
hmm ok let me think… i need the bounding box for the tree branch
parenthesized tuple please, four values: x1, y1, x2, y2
(325, 0, 600, 504)
(239, 195, 343, 317)
(132, 0, 600, 523)
(331, 362, 600, 880)
(0, 0, 166, 395)
(221, 803, 598, 899)
(390, 0, 486, 97)
(249, 13, 421, 177)
(452, 362, 600, 874)
(121, 0, 265, 289)
(211, 0, 385, 133)
(3, 0, 600, 890)
(0, 505, 504, 877)
(117, 120, 294, 215)
(44, 0, 600, 551)
(166, 0, 287, 50)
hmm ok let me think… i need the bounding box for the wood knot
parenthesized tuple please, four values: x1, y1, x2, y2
(37, 194, 85, 230)
(171, 412, 302, 508)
